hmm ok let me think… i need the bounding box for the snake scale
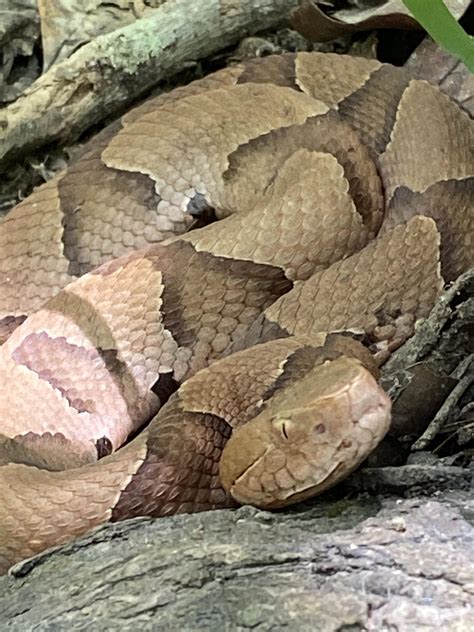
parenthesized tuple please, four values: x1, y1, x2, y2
(0, 52, 472, 574)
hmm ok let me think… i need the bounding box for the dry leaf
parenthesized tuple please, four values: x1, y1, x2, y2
(293, 0, 471, 43)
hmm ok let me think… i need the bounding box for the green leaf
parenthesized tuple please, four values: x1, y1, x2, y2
(402, 0, 474, 72)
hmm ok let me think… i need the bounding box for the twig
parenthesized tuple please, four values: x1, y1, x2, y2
(412, 355, 474, 451)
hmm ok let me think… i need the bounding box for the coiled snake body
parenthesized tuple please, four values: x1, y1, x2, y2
(0, 53, 472, 573)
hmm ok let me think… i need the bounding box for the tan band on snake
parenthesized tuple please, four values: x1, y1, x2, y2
(0, 52, 472, 574)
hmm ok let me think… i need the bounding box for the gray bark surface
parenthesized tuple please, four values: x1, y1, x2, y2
(1, 489, 473, 631)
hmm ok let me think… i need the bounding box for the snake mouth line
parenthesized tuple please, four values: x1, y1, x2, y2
(228, 445, 271, 496)
(229, 445, 341, 508)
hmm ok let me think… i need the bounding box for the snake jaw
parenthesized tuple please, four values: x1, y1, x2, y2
(225, 446, 273, 504)
(219, 422, 271, 498)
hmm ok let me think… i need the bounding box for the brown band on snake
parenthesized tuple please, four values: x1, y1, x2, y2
(58, 157, 166, 278)
(110, 406, 235, 521)
(336, 64, 411, 155)
(237, 52, 299, 88)
(263, 216, 443, 353)
(0, 52, 473, 573)
(223, 112, 384, 240)
(154, 241, 292, 368)
(382, 179, 474, 282)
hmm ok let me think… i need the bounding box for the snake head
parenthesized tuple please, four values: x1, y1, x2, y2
(219, 356, 391, 509)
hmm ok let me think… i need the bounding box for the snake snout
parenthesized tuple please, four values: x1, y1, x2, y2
(219, 356, 391, 509)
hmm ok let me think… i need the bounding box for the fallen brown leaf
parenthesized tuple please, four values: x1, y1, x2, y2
(293, 0, 471, 43)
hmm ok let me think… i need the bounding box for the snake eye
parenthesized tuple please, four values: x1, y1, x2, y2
(272, 417, 290, 440)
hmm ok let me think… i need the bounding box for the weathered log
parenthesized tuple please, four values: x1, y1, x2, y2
(0, 488, 472, 630)
(0, 0, 300, 167)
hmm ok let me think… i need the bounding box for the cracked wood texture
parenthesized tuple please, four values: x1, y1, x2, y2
(0, 490, 472, 630)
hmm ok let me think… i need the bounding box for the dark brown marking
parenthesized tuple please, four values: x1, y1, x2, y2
(96, 437, 113, 459)
(2, 432, 95, 470)
(111, 402, 234, 521)
(261, 345, 337, 403)
(224, 112, 382, 231)
(237, 54, 298, 89)
(158, 241, 292, 354)
(96, 347, 129, 381)
(58, 152, 163, 277)
(384, 178, 474, 281)
(12, 333, 96, 413)
(226, 313, 290, 356)
(11, 333, 131, 415)
(337, 64, 410, 155)
(44, 287, 151, 424)
(0, 314, 27, 343)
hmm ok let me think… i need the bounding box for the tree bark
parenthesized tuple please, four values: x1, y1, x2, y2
(0, 0, 300, 167)
(1, 489, 472, 630)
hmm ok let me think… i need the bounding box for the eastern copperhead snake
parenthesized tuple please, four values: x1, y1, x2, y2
(0, 52, 472, 574)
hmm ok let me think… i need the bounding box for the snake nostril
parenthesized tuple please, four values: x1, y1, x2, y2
(313, 423, 326, 435)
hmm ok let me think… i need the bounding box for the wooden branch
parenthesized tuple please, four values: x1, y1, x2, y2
(0, 0, 299, 167)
